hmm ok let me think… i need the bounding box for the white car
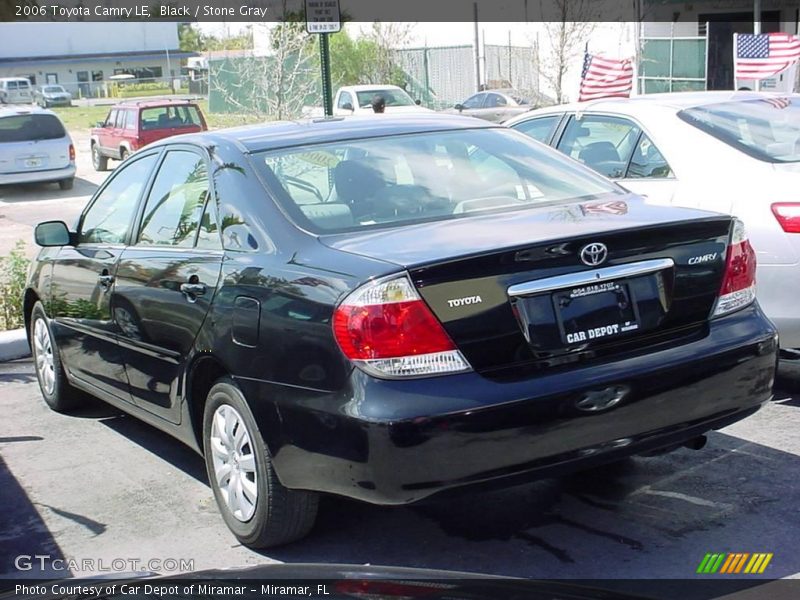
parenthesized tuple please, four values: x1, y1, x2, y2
(506, 91, 800, 351)
(0, 106, 75, 189)
(333, 84, 431, 116)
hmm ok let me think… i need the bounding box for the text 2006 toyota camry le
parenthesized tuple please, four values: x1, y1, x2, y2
(25, 114, 777, 547)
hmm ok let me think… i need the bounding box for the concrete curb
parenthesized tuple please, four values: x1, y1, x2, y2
(0, 328, 30, 362)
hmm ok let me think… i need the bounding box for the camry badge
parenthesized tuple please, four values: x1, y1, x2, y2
(580, 242, 608, 267)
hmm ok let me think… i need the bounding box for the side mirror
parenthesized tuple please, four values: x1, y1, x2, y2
(454, 103, 464, 111)
(341, 102, 354, 112)
(35, 221, 72, 247)
(415, 99, 421, 105)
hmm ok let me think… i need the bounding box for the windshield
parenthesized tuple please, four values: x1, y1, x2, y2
(255, 128, 621, 233)
(43, 85, 65, 93)
(678, 97, 800, 163)
(355, 89, 415, 108)
(0, 114, 66, 142)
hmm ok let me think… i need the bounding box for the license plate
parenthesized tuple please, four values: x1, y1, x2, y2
(25, 158, 42, 168)
(554, 281, 639, 345)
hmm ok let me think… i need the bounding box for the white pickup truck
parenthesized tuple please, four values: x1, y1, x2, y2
(332, 84, 431, 116)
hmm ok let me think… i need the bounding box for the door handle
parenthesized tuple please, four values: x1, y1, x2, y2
(180, 282, 207, 298)
(98, 274, 114, 289)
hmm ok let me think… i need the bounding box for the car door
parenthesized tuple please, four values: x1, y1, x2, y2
(554, 113, 677, 204)
(335, 90, 355, 115)
(97, 109, 117, 154)
(48, 151, 159, 400)
(480, 93, 509, 122)
(112, 146, 223, 423)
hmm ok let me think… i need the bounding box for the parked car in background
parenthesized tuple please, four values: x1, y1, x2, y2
(0, 106, 75, 189)
(506, 91, 800, 352)
(0, 77, 34, 104)
(26, 114, 776, 548)
(90, 99, 207, 171)
(446, 89, 534, 123)
(333, 84, 430, 116)
(34, 84, 73, 108)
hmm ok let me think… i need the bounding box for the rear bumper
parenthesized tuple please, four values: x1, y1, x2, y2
(237, 303, 778, 505)
(0, 164, 75, 186)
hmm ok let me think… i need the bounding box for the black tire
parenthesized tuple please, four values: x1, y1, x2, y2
(202, 377, 318, 548)
(119, 148, 129, 163)
(30, 301, 85, 413)
(58, 178, 74, 191)
(91, 143, 108, 171)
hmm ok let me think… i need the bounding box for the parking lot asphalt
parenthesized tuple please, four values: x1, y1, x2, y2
(1, 357, 799, 582)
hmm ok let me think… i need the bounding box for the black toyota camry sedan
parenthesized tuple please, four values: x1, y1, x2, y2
(25, 114, 777, 548)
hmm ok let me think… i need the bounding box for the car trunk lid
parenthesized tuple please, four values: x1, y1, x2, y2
(322, 196, 732, 376)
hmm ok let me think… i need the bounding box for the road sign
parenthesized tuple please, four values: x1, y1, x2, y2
(305, 0, 341, 34)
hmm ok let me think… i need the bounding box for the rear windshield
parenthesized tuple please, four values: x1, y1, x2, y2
(254, 128, 621, 233)
(0, 114, 66, 143)
(140, 105, 202, 130)
(678, 97, 800, 163)
(355, 89, 415, 108)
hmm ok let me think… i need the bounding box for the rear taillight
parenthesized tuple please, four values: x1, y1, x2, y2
(712, 219, 757, 317)
(333, 274, 471, 378)
(771, 203, 800, 233)
(68, 143, 75, 162)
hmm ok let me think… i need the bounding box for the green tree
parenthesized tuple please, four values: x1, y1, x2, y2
(178, 23, 206, 52)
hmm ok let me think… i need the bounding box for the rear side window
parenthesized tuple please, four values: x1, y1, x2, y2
(138, 150, 209, 247)
(0, 114, 66, 143)
(140, 105, 202, 130)
(512, 115, 561, 143)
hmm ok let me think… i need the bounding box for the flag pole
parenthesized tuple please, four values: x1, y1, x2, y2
(754, 0, 761, 91)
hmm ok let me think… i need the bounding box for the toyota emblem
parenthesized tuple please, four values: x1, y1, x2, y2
(580, 242, 608, 267)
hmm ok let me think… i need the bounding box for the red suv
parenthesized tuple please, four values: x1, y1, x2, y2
(90, 100, 207, 171)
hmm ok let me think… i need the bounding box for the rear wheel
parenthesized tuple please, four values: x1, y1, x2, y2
(119, 148, 128, 163)
(58, 178, 74, 191)
(91, 143, 107, 171)
(30, 302, 85, 413)
(202, 377, 318, 547)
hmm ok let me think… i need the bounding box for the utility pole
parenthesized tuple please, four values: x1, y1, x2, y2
(473, 2, 481, 91)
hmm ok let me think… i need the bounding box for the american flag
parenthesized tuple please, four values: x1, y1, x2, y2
(735, 32, 800, 80)
(578, 53, 634, 102)
(762, 96, 792, 109)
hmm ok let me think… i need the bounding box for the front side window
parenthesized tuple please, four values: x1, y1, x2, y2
(679, 98, 800, 163)
(461, 94, 485, 110)
(557, 115, 641, 179)
(104, 110, 117, 127)
(485, 94, 507, 108)
(337, 91, 353, 109)
(256, 128, 620, 233)
(138, 150, 209, 247)
(79, 154, 157, 244)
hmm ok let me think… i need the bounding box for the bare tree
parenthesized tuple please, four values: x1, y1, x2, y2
(361, 22, 415, 84)
(538, 0, 597, 103)
(210, 20, 319, 121)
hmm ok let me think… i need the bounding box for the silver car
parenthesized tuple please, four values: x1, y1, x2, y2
(507, 91, 800, 352)
(0, 106, 76, 190)
(447, 89, 534, 123)
(34, 84, 73, 108)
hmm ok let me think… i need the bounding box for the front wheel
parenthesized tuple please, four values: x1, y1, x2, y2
(202, 378, 318, 548)
(30, 301, 85, 412)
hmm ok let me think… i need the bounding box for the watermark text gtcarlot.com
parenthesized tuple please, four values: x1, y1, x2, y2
(14, 555, 195, 573)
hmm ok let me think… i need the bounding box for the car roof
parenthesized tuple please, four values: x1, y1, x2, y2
(519, 90, 800, 117)
(113, 99, 199, 109)
(161, 113, 498, 153)
(0, 105, 57, 118)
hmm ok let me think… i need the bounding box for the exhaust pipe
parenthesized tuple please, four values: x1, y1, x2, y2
(683, 435, 707, 450)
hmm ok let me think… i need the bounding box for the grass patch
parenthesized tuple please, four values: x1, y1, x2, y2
(50, 104, 110, 132)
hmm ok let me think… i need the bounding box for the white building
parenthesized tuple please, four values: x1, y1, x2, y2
(0, 22, 194, 97)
